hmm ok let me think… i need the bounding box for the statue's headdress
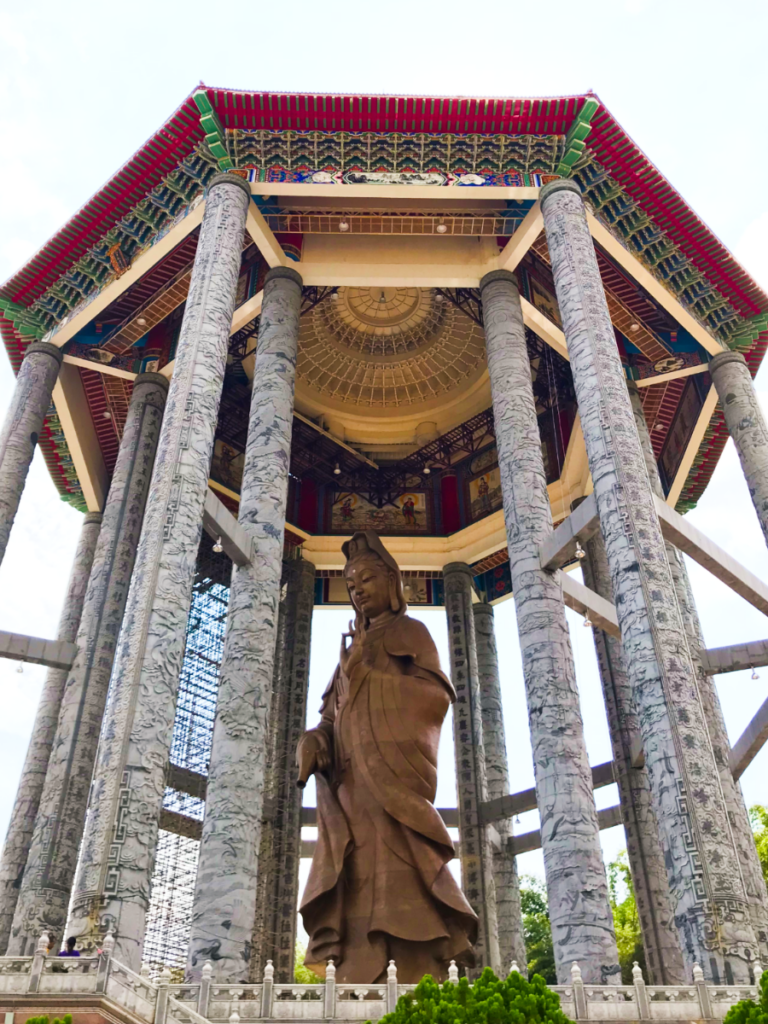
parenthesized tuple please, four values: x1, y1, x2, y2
(342, 531, 406, 622)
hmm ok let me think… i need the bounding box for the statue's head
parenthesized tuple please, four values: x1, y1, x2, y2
(342, 531, 406, 625)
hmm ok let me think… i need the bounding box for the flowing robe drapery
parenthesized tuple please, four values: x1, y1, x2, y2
(300, 611, 478, 983)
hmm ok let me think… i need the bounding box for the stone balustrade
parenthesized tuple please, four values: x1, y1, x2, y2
(0, 935, 763, 1024)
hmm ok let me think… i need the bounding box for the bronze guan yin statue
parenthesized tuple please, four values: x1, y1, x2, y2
(297, 531, 478, 983)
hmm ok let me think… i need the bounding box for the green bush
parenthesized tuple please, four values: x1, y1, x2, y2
(26, 1015, 73, 1024)
(723, 971, 768, 1024)
(374, 967, 574, 1024)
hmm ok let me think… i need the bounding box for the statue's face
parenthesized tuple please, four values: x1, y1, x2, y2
(345, 557, 393, 620)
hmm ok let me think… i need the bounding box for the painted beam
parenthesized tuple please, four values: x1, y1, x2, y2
(558, 570, 621, 637)
(520, 297, 569, 361)
(654, 493, 768, 616)
(245, 203, 290, 269)
(0, 631, 77, 671)
(254, 183, 541, 202)
(730, 696, 768, 781)
(52, 361, 109, 512)
(700, 641, 768, 675)
(201, 487, 254, 567)
(481, 760, 616, 824)
(634, 363, 710, 389)
(62, 355, 137, 382)
(510, 804, 623, 856)
(587, 213, 726, 358)
(539, 493, 599, 570)
(230, 289, 263, 334)
(496, 203, 543, 273)
(297, 262, 495, 289)
(44, 200, 205, 349)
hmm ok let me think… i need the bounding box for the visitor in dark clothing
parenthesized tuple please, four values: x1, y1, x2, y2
(59, 936, 80, 957)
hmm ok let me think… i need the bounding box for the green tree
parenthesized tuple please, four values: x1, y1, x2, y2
(376, 966, 574, 1024)
(607, 851, 645, 984)
(750, 805, 768, 888)
(723, 969, 768, 1024)
(520, 875, 557, 983)
(294, 941, 321, 984)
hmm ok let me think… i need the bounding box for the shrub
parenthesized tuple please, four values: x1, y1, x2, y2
(723, 971, 768, 1024)
(26, 1016, 73, 1024)
(374, 966, 574, 1024)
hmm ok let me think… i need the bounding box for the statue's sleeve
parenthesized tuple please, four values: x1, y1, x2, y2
(383, 616, 456, 701)
(315, 666, 339, 744)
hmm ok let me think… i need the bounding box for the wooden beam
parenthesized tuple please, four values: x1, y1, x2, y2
(230, 289, 263, 334)
(62, 354, 137, 382)
(634, 363, 710, 389)
(699, 641, 768, 675)
(730, 696, 768, 781)
(665, 384, 718, 508)
(245, 203, 290, 269)
(520, 297, 569, 361)
(52, 362, 109, 512)
(256, 183, 541, 202)
(495, 203, 543, 273)
(539, 493, 599, 571)
(44, 200, 205, 349)
(294, 411, 379, 469)
(558, 570, 621, 637)
(0, 631, 77, 670)
(587, 213, 725, 358)
(297, 262, 493, 289)
(654, 493, 768, 617)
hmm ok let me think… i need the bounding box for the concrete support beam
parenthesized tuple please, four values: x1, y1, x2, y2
(539, 493, 599, 570)
(558, 571, 621, 637)
(653, 493, 768, 616)
(480, 761, 616, 824)
(202, 488, 254, 567)
(730, 697, 768, 781)
(0, 631, 76, 670)
(700, 641, 768, 675)
(495, 203, 543, 273)
(245, 204, 290, 269)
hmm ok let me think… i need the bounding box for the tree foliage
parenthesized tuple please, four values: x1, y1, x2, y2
(723, 970, 768, 1024)
(750, 806, 768, 888)
(295, 941, 321, 984)
(25, 1016, 72, 1024)
(607, 851, 645, 984)
(520, 876, 557, 983)
(375, 967, 574, 1024)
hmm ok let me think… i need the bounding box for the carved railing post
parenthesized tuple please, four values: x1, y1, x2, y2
(754, 957, 764, 993)
(96, 929, 115, 994)
(28, 930, 48, 992)
(693, 963, 713, 1019)
(571, 962, 587, 1020)
(261, 960, 274, 1018)
(632, 961, 650, 1020)
(386, 960, 398, 1013)
(448, 960, 459, 983)
(509, 960, 520, 974)
(155, 967, 172, 1024)
(198, 960, 213, 1017)
(324, 960, 336, 1019)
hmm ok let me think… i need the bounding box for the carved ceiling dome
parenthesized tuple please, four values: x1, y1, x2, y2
(297, 287, 486, 407)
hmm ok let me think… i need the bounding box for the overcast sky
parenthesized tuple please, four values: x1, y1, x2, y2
(1, 0, 767, 894)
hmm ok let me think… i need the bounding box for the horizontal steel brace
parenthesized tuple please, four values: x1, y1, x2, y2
(0, 630, 77, 670)
(730, 695, 768, 781)
(700, 640, 768, 675)
(539, 493, 599, 571)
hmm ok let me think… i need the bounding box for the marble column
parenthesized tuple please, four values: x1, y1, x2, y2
(709, 351, 768, 547)
(7, 373, 169, 955)
(472, 602, 527, 974)
(0, 511, 101, 953)
(479, 269, 619, 985)
(540, 177, 758, 982)
(249, 557, 315, 983)
(0, 342, 63, 567)
(628, 382, 768, 963)
(65, 173, 252, 970)
(443, 563, 500, 976)
(187, 266, 303, 983)
(579, 528, 686, 984)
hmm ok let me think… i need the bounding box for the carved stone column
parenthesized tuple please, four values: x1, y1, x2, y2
(7, 373, 169, 954)
(443, 563, 500, 976)
(709, 351, 768, 547)
(479, 268, 619, 985)
(579, 528, 686, 984)
(541, 177, 758, 982)
(0, 511, 101, 953)
(187, 266, 303, 983)
(250, 557, 315, 983)
(0, 342, 63, 567)
(628, 382, 768, 962)
(66, 173, 251, 970)
(472, 601, 527, 975)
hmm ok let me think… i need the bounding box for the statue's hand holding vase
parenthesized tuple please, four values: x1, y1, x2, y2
(296, 728, 331, 788)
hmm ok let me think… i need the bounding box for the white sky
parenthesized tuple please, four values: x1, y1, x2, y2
(1, 0, 767, 897)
